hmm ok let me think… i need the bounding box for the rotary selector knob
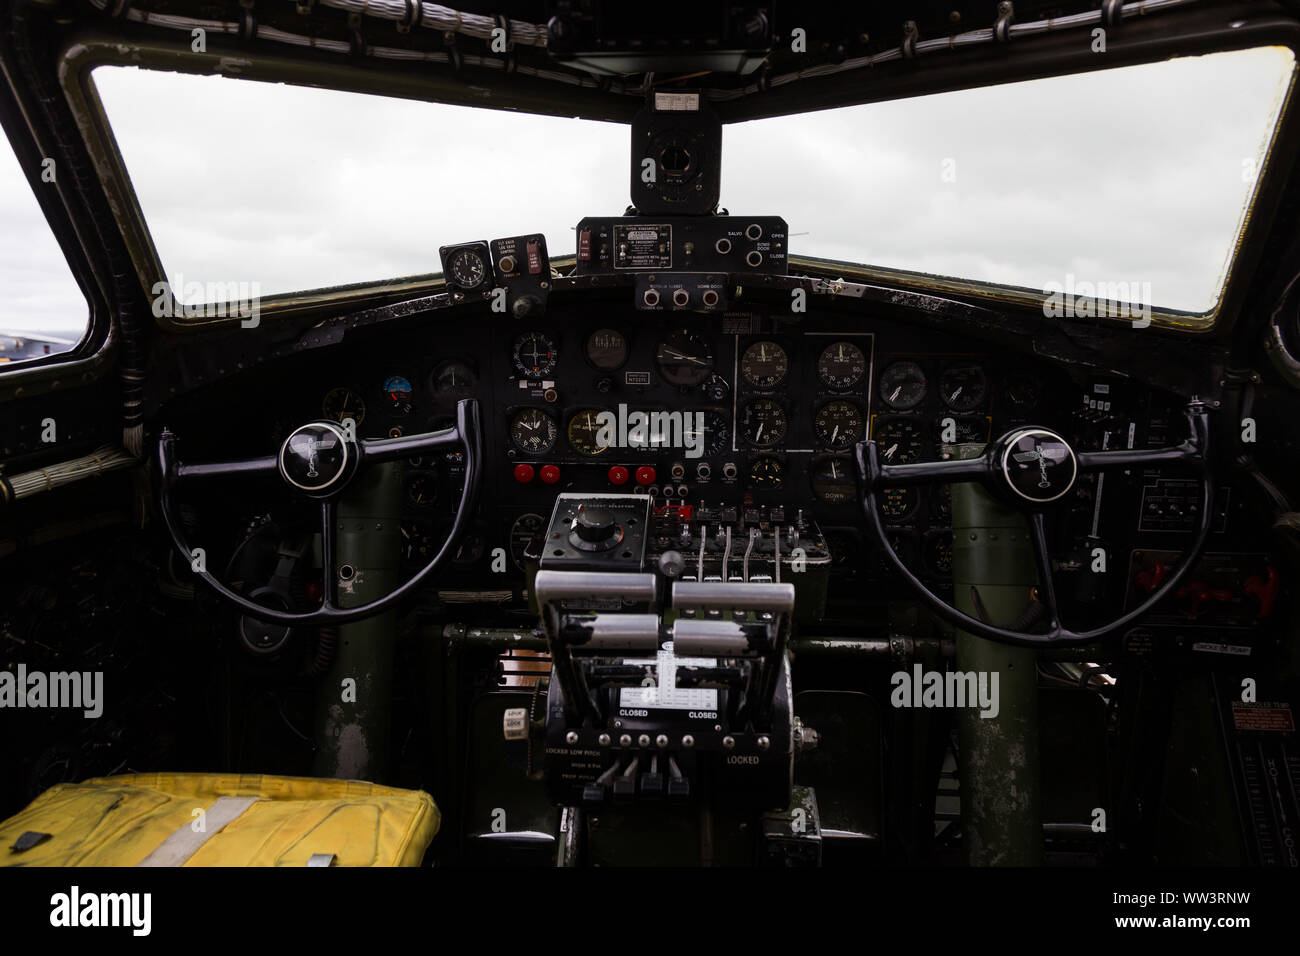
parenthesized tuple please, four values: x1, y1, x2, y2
(569, 507, 624, 551)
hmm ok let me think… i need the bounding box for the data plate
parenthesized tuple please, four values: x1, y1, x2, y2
(619, 641, 719, 711)
(613, 224, 672, 269)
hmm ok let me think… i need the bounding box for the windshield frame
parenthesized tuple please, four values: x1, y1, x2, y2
(56, 17, 1300, 336)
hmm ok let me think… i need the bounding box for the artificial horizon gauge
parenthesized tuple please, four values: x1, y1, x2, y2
(740, 398, 788, 447)
(585, 328, 629, 370)
(940, 364, 988, 412)
(512, 331, 558, 378)
(509, 407, 557, 454)
(383, 375, 413, 415)
(567, 408, 608, 455)
(740, 340, 789, 388)
(873, 417, 925, 464)
(817, 340, 867, 390)
(879, 360, 927, 410)
(655, 329, 714, 386)
(814, 399, 864, 450)
(322, 386, 366, 425)
(749, 456, 784, 488)
(811, 455, 855, 503)
(439, 241, 492, 294)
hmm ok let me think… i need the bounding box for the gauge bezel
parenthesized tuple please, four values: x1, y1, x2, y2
(739, 397, 789, 448)
(813, 398, 866, 450)
(816, 340, 868, 391)
(871, 414, 928, 465)
(739, 338, 791, 389)
(508, 406, 559, 456)
(655, 329, 715, 387)
(438, 241, 492, 294)
(939, 362, 989, 413)
(566, 407, 610, 456)
(747, 455, 786, 489)
(584, 327, 631, 372)
(512, 330, 559, 379)
(878, 359, 929, 411)
(430, 359, 478, 401)
(809, 454, 856, 504)
(321, 386, 367, 426)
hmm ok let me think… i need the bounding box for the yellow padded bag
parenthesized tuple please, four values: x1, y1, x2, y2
(0, 773, 439, 867)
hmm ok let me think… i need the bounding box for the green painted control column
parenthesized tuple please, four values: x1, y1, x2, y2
(313, 462, 403, 781)
(949, 443, 1043, 866)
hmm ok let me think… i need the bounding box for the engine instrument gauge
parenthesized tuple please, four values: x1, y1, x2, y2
(740, 340, 789, 388)
(814, 400, 864, 449)
(512, 331, 558, 378)
(740, 399, 788, 447)
(811, 456, 855, 503)
(748, 456, 785, 489)
(509, 408, 557, 455)
(322, 387, 366, 425)
(432, 360, 476, 399)
(585, 328, 629, 370)
(567, 408, 608, 456)
(696, 409, 731, 456)
(879, 360, 928, 410)
(509, 513, 546, 570)
(400, 521, 435, 564)
(925, 531, 954, 575)
(405, 471, 436, 507)
(1005, 370, 1042, 407)
(655, 329, 714, 386)
(873, 417, 925, 464)
(880, 486, 918, 521)
(938, 416, 991, 445)
(940, 364, 988, 412)
(817, 340, 867, 390)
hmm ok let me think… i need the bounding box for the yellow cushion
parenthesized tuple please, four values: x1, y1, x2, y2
(0, 773, 439, 867)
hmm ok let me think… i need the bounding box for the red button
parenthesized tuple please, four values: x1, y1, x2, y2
(608, 466, 629, 485)
(513, 463, 535, 483)
(635, 466, 657, 486)
(539, 465, 561, 484)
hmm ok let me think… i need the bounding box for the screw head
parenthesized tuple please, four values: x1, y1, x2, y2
(757, 735, 771, 750)
(682, 735, 695, 748)
(656, 734, 669, 748)
(565, 731, 579, 745)
(638, 734, 651, 748)
(722, 735, 736, 749)
(619, 734, 632, 747)
(598, 733, 611, 746)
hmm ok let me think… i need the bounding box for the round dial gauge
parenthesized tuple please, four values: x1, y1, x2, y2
(447, 247, 488, 290)
(383, 375, 413, 415)
(940, 364, 988, 412)
(740, 340, 789, 388)
(401, 521, 435, 564)
(509, 408, 557, 455)
(698, 409, 731, 456)
(934, 484, 952, 521)
(748, 456, 785, 489)
(873, 417, 925, 464)
(512, 331, 558, 378)
(1005, 370, 1042, 407)
(405, 471, 436, 507)
(817, 341, 867, 390)
(655, 330, 714, 386)
(879, 360, 928, 410)
(811, 456, 855, 503)
(509, 513, 545, 570)
(887, 531, 917, 567)
(740, 399, 788, 447)
(814, 400, 864, 449)
(585, 329, 629, 370)
(881, 486, 918, 521)
(432, 360, 476, 399)
(322, 387, 366, 425)
(925, 531, 954, 575)
(567, 408, 608, 456)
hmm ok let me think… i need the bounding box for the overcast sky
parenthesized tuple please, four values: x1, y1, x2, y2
(1, 44, 1293, 338)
